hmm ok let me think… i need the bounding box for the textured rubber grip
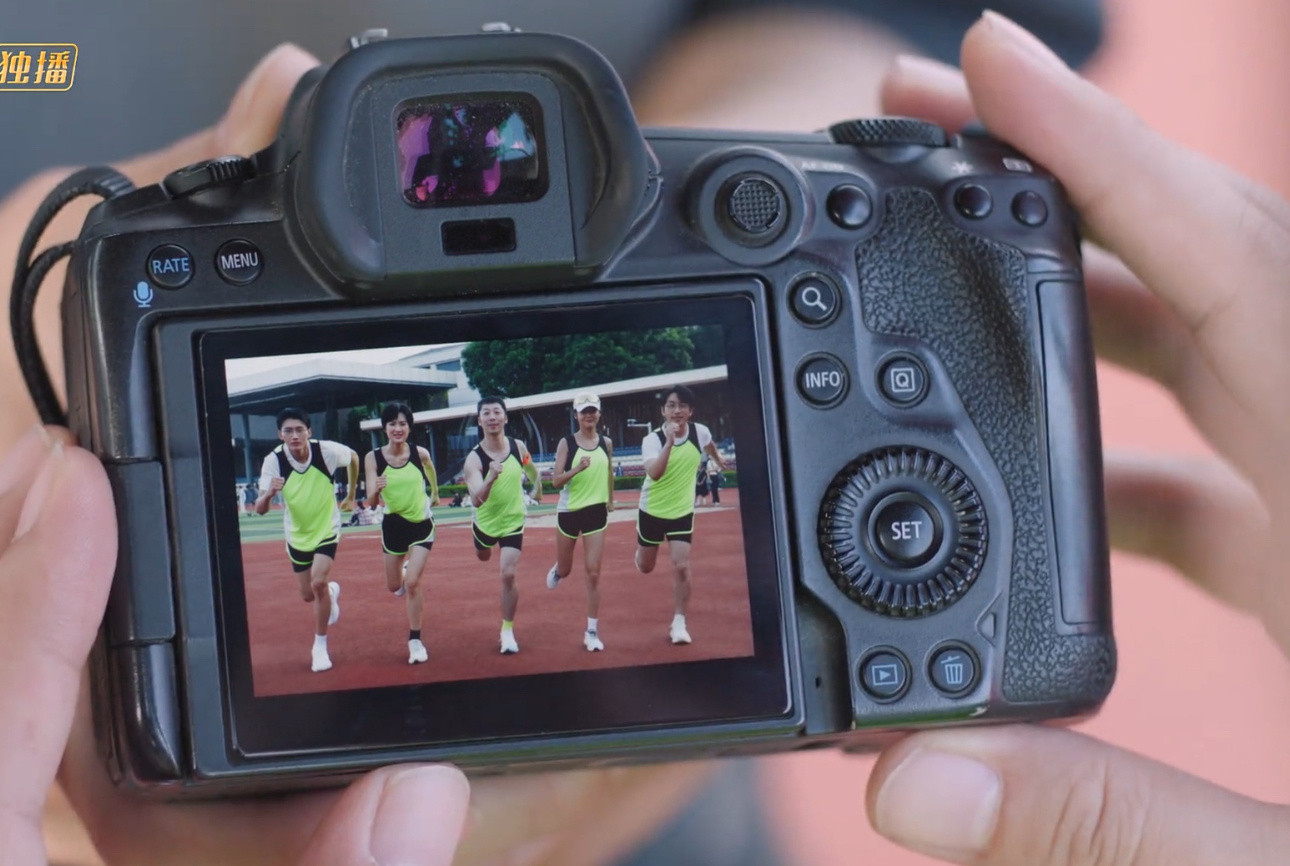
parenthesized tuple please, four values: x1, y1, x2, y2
(855, 189, 1114, 705)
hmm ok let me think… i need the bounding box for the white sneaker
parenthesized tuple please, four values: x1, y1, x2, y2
(584, 630, 604, 652)
(408, 638, 428, 664)
(500, 629, 519, 654)
(669, 621, 692, 645)
(311, 644, 332, 672)
(327, 581, 341, 626)
(546, 563, 562, 589)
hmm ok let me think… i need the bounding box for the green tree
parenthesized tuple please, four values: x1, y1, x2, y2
(462, 329, 698, 397)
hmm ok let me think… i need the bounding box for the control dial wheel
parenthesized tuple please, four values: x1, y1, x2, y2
(818, 447, 987, 617)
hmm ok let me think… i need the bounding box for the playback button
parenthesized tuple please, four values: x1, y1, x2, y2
(859, 649, 910, 701)
(145, 244, 193, 289)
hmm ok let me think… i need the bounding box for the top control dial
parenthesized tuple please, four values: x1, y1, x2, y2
(827, 118, 948, 148)
(818, 447, 987, 617)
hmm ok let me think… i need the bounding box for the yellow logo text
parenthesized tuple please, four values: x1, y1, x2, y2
(0, 44, 78, 91)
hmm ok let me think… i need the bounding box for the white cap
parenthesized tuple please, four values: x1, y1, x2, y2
(572, 392, 601, 412)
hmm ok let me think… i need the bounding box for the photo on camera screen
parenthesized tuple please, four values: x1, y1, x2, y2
(224, 326, 756, 699)
(395, 94, 546, 207)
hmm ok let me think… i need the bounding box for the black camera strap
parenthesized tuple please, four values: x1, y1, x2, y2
(10, 166, 134, 425)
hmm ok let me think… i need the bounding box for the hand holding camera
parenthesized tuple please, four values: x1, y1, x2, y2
(9, 10, 1289, 866)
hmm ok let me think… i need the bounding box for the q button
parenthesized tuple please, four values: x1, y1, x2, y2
(790, 276, 840, 326)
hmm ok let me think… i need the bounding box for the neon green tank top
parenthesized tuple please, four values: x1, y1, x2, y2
(376, 446, 431, 522)
(639, 427, 701, 520)
(277, 442, 338, 550)
(473, 438, 525, 535)
(559, 434, 609, 512)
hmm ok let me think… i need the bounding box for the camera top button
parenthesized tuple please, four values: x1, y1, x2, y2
(162, 156, 255, 198)
(215, 239, 263, 286)
(145, 244, 194, 289)
(826, 184, 872, 229)
(954, 183, 993, 219)
(1011, 190, 1049, 226)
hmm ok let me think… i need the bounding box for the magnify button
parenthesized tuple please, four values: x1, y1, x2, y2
(790, 276, 840, 325)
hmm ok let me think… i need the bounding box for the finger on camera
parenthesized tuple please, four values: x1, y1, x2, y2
(0, 447, 114, 849)
(868, 724, 1290, 866)
(0, 426, 72, 546)
(458, 764, 710, 865)
(293, 764, 468, 866)
(960, 15, 1290, 433)
(115, 44, 318, 189)
(58, 674, 345, 865)
(1104, 450, 1268, 615)
(879, 53, 975, 132)
(1083, 248, 1268, 477)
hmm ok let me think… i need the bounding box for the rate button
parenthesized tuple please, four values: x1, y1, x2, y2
(145, 244, 194, 289)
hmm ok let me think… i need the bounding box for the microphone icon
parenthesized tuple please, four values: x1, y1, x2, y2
(134, 281, 154, 308)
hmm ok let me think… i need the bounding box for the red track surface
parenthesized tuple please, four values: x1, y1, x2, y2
(242, 490, 753, 696)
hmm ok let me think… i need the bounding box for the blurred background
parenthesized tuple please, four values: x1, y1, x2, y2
(762, 0, 1290, 862)
(32, 0, 1290, 861)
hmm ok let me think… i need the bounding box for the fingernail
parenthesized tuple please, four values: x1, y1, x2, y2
(873, 748, 1001, 860)
(980, 10, 1070, 74)
(370, 765, 470, 866)
(14, 443, 66, 540)
(0, 425, 55, 497)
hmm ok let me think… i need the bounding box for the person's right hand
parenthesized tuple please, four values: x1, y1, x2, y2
(863, 13, 1290, 866)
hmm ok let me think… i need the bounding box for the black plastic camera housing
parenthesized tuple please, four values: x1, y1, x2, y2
(61, 31, 1114, 795)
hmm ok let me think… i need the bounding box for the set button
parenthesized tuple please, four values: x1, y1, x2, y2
(145, 244, 194, 289)
(869, 492, 942, 567)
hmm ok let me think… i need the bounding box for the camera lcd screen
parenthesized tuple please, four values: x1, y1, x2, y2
(395, 94, 546, 207)
(199, 294, 789, 755)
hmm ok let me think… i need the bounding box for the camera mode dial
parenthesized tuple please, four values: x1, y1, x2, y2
(818, 447, 987, 617)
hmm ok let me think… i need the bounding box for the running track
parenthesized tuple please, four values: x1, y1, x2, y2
(240, 490, 753, 696)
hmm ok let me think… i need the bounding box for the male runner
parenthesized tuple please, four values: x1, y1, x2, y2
(545, 393, 615, 651)
(635, 385, 727, 644)
(365, 402, 439, 665)
(463, 396, 541, 654)
(254, 408, 358, 672)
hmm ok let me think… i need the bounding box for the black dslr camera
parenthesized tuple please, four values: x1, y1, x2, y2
(31, 30, 1113, 794)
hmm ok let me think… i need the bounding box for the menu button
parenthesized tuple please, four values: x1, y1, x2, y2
(215, 239, 263, 285)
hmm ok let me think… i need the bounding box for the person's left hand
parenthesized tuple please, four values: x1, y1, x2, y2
(6, 42, 708, 866)
(0, 424, 472, 866)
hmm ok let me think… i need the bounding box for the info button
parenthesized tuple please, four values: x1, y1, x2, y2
(145, 244, 194, 289)
(797, 354, 848, 407)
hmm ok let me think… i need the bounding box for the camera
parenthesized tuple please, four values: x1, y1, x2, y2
(50, 30, 1114, 794)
